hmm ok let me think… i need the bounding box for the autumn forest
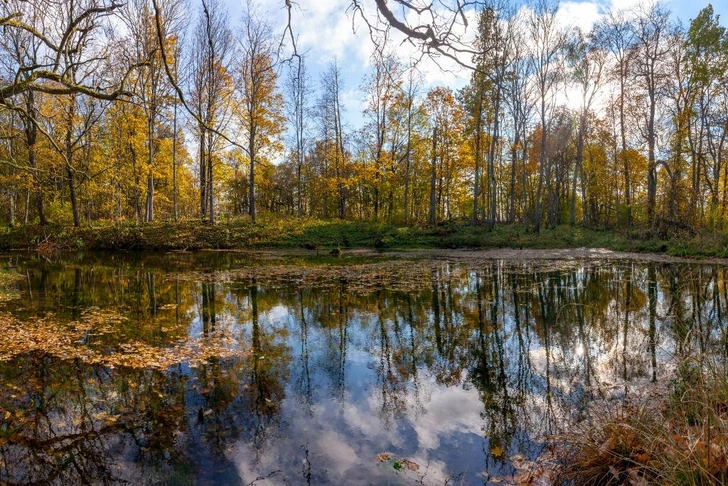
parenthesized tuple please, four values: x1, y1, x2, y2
(1, 0, 727, 234)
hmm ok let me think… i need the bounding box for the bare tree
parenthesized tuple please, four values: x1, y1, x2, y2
(631, 1, 672, 228)
(123, 0, 185, 223)
(502, 13, 535, 225)
(1, 4, 48, 225)
(363, 50, 404, 221)
(528, 0, 567, 232)
(187, 0, 233, 224)
(286, 54, 310, 218)
(319, 61, 348, 219)
(1, 0, 134, 225)
(402, 66, 422, 224)
(567, 27, 606, 226)
(0, 0, 133, 108)
(594, 10, 636, 226)
(301, 0, 483, 67)
(470, 1, 517, 229)
(236, 0, 285, 224)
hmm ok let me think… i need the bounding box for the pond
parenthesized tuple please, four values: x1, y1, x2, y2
(0, 250, 725, 485)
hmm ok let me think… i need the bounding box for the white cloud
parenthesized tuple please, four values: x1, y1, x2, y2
(221, 0, 727, 137)
(284, 0, 369, 68)
(228, 369, 486, 484)
(403, 376, 484, 451)
(556, 1, 603, 31)
(608, 0, 646, 14)
(340, 88, 368, 124)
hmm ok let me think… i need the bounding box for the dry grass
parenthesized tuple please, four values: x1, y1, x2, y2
(557, 358, 728, 485)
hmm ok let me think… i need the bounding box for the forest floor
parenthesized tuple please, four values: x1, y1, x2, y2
(0, 216, 725, 258)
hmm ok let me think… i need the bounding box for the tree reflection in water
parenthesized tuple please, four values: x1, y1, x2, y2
(0, 253, 727, 484)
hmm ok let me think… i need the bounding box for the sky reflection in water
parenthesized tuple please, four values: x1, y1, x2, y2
(0, 252, 723, 484)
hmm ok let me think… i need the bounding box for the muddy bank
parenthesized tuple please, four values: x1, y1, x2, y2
(376, 247, 728, 265)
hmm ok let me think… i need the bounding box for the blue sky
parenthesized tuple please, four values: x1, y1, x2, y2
(221, 0, 728, 131)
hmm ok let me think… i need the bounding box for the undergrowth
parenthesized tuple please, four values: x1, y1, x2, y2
(557, 357, 728, 485)
(1, 216, 728, 256)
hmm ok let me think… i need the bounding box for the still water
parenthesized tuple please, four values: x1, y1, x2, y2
(0, 250, 725, 485)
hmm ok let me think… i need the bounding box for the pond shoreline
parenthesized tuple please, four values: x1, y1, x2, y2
(386, 247, 728, 264)
(7, 245, 728, 266)
(0, 218, 723, 258)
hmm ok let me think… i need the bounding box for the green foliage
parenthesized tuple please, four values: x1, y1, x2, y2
(3, 217, 728, 257)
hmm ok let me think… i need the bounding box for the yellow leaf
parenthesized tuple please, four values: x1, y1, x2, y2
(491, 445, 505, 458)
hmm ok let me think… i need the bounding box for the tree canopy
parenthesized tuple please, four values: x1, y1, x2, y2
(1, 0, 727, 236)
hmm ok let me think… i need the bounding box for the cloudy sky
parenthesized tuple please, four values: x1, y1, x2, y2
(221, 0, 728, 129)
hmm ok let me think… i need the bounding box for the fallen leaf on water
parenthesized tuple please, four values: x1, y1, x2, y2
(375, 452, 392, 463)
(516, 470, 535, 485)
(491, 445, 505, 458)
(401, 459, 419, 471)
(0, 311, 249, 370)
(510, 453, 527, 468)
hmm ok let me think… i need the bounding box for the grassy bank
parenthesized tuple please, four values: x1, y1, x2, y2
(0, 216, 725, 256)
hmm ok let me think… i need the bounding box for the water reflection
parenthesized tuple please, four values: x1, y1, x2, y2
(1, 252, 727, 484)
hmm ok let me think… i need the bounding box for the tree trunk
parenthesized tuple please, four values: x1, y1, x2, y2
(24, 188, 30, 224)
(131, 143, 141, 221)
(145, 113, 155, 223)
(146, 171, 154, 223)
(487, 87, 501, 231)
(534, 106, 547, 233)
(509, 129, 519, 223)
(473, 87, 483, 223)
(249, 125, 257, 223)
(8, 190, 15, 227)
(647, 86, 657, 228)
(207, 130, 215, 224)
(173, 102, 178, 222)
(25, 93, 46, 226)
(404, 90, 413, 224)
(66, 166, 80, 227)
(66, 99, 80, 227)
(619, 61, 631, 227)
(200, 127, 207, 221)
(335, 96, 346, 220)
(297, 158, 302, 218)
(429, 127, 438, 225)
(571, 113, 585, 226)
